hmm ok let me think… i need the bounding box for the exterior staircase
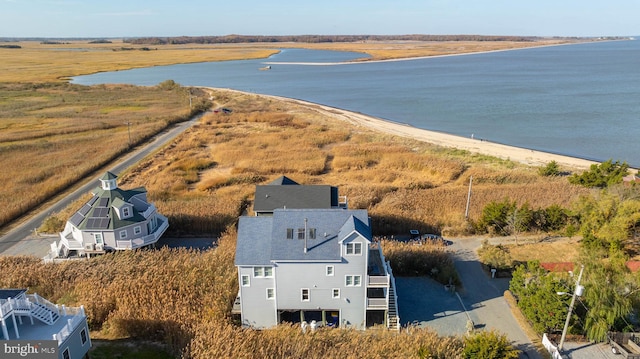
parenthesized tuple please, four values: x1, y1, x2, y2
(387, 282, 400, 331)
(30, 302, 59, 325)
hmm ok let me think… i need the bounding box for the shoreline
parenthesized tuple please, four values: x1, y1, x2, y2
(263, 39, 625, 66)
(210, 87, 615, 171)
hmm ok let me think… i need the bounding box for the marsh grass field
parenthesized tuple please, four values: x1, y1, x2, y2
(0, 39, 596, 358)
(0, 81, 210, 229)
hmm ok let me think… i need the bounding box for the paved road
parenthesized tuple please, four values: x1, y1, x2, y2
(452, 237, 542, 359)
(0, 112, 206, 256)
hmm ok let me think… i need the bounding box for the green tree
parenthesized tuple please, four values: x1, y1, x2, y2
(581, 249, 636, 341)
(510, 261, 570, 333)
(462, 330, 520, 359)
(478, 198, 518, 235)
(569, 159, 629, 188)
(538, 160, 561, 176)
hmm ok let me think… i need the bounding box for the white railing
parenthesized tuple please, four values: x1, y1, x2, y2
(53, 306, 86, 345)
(28, 294, 60, 316)
(116, 219, 168, 249)
(338, 195, 348, 208)
(0, 300, 13, 318)
(387, 262, 400, 330)
(60, 236, 83, 250)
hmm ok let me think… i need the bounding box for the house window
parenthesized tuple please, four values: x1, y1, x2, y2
(94, 233, 103, 244)
(134, 226, 142, 235)
(297, 228, 305, 239)
(122, 207, 130, 218)
(346, 242, 362, 255)
(286, 228, 294, 239)
(62, 348, 70, 359)
(301, 288, 310, 301)
(241, 275, 250, 287)
(345, 275, 362, 287)
(253, 267, 273, 278)
(308, 228, 316, 239)
(332, 288, 340, 298)
(326, 266, 334, 276)
(81, 328, 88, 345)
(267, 288, 275, 299)
(119, 230, 127, 239)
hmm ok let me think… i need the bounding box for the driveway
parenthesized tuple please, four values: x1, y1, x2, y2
(396, 237, 543, 359)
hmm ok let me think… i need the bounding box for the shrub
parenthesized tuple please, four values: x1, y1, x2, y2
(538, 160, 560, 176)
(568, 159, 629, 188)
(462, 330, 520, 359)
(476, 240, 513, 270)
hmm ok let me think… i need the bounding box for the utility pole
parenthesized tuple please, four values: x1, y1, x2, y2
(125, 121, 131, 148)
(465, 176, 473, 219)
(559, 264, 585, 352)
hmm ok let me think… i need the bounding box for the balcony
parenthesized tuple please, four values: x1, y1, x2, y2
(366, 297, 388, 309)
(115, 216, 168, 249)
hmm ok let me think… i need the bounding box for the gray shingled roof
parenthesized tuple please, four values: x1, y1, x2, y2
(100, 171, 118, 181)
(235, 209, 370, 266)
(268, 176, 299, 185)
(254, 185, 338, 212)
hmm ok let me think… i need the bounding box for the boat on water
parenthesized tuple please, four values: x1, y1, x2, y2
(259, 65, 271, 71)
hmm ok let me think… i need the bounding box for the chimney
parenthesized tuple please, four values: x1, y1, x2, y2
(304, 218, 308, 253)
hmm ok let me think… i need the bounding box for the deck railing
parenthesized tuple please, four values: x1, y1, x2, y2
(116, 218, 168, 249)
(367, 297, 388, 309)
(368, 275, 389, 286)
(53, 306, 86, 345)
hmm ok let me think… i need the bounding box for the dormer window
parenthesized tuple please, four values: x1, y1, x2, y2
(122, 207, 131, 218)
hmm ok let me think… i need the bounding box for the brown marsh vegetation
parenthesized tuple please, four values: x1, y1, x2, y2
(105, 89, 590, 238)
(0, 40, 596, 357)
(0, 81, 209, 229)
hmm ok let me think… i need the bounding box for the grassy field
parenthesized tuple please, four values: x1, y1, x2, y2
(101, 89, 590, 238)
(0, 81, 210, 229)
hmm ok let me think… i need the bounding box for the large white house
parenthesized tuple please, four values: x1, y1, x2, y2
(233, 208, 399, 331)
(50, 171, 168, 259)
(0, 289, 91, 359)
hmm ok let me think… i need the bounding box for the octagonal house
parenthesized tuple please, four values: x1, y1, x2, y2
(52, 171, 169, 258)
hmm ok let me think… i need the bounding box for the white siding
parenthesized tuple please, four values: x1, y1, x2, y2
(238, 266, 277, 328)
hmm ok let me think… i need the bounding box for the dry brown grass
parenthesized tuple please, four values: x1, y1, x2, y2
(0, 41, 278, 82)
(0, 227, 468, 359)
(505, 238, 580, 264)
(98, 88, 591, 238)
(0, 83, 210, 229)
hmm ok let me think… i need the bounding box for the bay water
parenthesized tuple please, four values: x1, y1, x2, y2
(72, 41, 640, 167)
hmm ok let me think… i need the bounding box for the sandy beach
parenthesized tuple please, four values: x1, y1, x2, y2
(226, 90, 605, 171)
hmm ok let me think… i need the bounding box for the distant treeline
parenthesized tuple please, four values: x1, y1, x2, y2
(125, 34, 561, 45)
(0, 44, 21, 49)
